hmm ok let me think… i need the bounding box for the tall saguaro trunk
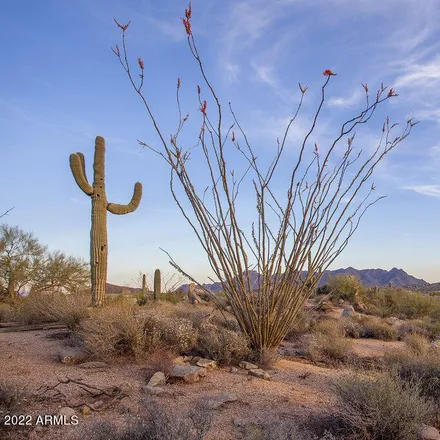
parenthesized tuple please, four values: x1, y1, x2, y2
(70, 136, 143, 307)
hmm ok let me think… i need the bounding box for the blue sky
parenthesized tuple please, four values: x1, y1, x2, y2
(1, 0, 439, 286)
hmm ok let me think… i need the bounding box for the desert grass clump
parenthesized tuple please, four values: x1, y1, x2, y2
(49, 293, 90, 330)
(0, 302, 15, 322)
(304, 319, 353, 363)
(196, 323, 251, 365)
(85, 397, 211, 440)
(13, 293, 58, 325)
(78, 305, 147, 360)
(403, 333, 431, 356)
(335, 371, 435, 440)
(385, 346, 440, 402)
(0, 380, 26, 412)
(342, 315, 398, 341)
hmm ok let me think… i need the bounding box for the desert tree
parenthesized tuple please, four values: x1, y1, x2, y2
(0, 224, 46, 299)
(113, 4, 416, 350)
(30, 250, 90, 295)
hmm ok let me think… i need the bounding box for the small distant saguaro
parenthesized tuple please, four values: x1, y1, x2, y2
(69, 136, 142, 307)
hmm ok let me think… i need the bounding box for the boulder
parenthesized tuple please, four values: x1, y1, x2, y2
(169, 365, 206, 384)
(341, 304, 356, 318)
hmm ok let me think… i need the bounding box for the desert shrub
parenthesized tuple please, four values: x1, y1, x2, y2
(142, 312, 197, 353)
(157, 290, 185, 304)
(306, 332, 353, 363)
(313, 319, 345, 337)
(196, 323, 250, 364)
(362, 287, 440, 320)
(13, 293, 58, 325)
(403, 333, 430, 356)
(0, 380, 25, 412)
(328, 275, 365, 303)
(78, 305, 147, 359)
(0, 303, 15, 322)
(385, 347, 440, 401)
(397, 319, 431, 339)
(335, 371, 435, 440)
(49, 293, 90, 330)
(143, 344, 178, 378)
(342, 315, 397, 341)
(85, 397, 211, 440)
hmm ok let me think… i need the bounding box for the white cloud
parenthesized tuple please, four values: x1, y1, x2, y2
(328, 90, 363, 108)
(402, 185, 440, 197)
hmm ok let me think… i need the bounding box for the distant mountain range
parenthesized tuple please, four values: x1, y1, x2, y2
(106, 267, 435, 294)
(179, 267, 431, 293)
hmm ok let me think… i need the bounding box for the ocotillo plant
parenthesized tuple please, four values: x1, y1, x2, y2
(153, 269, 161, 300)
(69, 136, 142, 307)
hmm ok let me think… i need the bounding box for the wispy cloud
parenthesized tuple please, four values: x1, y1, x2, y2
(402, 185, 440, 197)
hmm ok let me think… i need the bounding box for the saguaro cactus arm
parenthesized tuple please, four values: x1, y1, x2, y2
(70, 153, 93, 195)
(107, 182, 143, 215)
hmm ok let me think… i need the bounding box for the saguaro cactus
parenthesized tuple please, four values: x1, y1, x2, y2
(142, 273, 147, 298)
(70, 136, 142, 307)
(153, 269, 161, 300)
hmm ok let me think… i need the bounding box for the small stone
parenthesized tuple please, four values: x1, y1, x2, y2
(143, 385, 175, 396)
(418, 424, 440, 440)
(239, 361, 258, 370)
(341, 304, 356, 318)
(147, 372, 166, 387)
(57, 407, 76, 423)
(78, 361, 109, 369)
(58, 348, 89, 365)
(91, 400, 104, 410)
(81, 406, 92, 416)
(183, 356, 194, 362)
(196, 358, 217, 369)
(229, 367, 238, 373)
(191, 356, 202, 364)
(248, 369, 271, 380)
(198, 392, 238, 409)
(172, 356, 186, 364)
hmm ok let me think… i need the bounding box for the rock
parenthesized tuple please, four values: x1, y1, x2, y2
(418, 424, 440, 440)
(191, 356, 202, 364)
(172, 356, 186, 364)
(169, 365, 206, 383)
(341, 304, 356, 318)
(198, 392, 237, 409)
(337, 299, 345, 305)
(385, 316, 405, 327)
(57, 407, 76, 423)
(326, 307, 344, 319)
(196, 358, 217, 369)
(143, 385, 175, 396)
(229, 367, 238, 373)
(58, 348, 89, 365)
(78, 361, 109, 369)
(147, 372, 166, 387)
(183, 356, 194, 362)
(239, 361, 258, 370)
(81, 406, 92, 416)
(91, 400, 104, 410)
(248, 369, 271, 380)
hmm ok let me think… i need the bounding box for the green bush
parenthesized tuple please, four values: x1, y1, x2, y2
(362, 287, 440, 320)
(335, 371, 435, 440)
(327, 274, 364, 303)
(342, 315, 398, 341)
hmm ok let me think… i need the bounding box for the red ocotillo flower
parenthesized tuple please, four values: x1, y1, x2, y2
(177, 78, 181, 89)
(232, 131, 235, 142)
(323, 69, 336, 76)
(197, 85, 201, 94)
(388, 88, 398, 97)
(185, 3, 192, 19)
(362, 83, 369, 93)
(200, 100, 207, 116)
(138, 58, 144, 70)
(183, 18, 192, 35)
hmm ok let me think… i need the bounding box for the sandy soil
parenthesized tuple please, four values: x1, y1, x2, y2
(0, 328, 404, 440)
